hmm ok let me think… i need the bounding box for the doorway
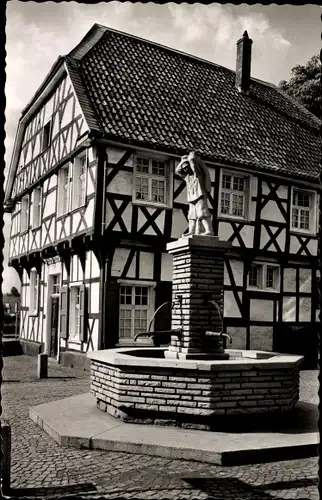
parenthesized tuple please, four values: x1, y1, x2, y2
(50, 296, 59, 357)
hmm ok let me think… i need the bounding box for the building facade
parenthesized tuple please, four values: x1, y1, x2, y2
(5, 26, 320, 367)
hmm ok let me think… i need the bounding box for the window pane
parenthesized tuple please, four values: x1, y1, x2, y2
(233, 177, 245, 192)
(292, 208, 299, 228)
(232, 194, 244, 216)
(266, 267, 275, 288)
(134, 309, 148, 334)
(249, 265, 260, 287)
(137, 157, 149, 174)
(221, 192, 230, 214)
(136, 176, 149, 200)
(222, 174, 231, 190)
(152, 160, 166, 176)
(151, 178, 165, 203)
(135, 286, 148, 306)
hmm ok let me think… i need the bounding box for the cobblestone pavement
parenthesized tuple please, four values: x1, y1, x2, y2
(1, 355, 319, 499)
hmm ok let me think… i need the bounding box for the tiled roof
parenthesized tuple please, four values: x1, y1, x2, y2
(71, 25, 321, 180)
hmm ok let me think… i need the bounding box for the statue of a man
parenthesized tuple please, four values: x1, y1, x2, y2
(176, 152, 214, 236)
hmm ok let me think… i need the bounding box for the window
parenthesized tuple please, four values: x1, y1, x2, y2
(32, 187, 42, 228)
(70, 286, 82, 340)
(220, 172, 247, 218)
(119, 284, 152, 339)
(72, 154, 87, 209)
(20, 196, 29, 232)
(42, 120, 52, 150)
(29, 269, 39, 314)
(51, 275, 60, 295)
(292, 189, 315, 233)
(134, 156, 168, 205)
(58, 165, 70, 216)
(248, 263, 279, 291)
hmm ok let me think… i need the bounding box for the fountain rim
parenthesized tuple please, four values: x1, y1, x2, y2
(87, 347, 304, 371)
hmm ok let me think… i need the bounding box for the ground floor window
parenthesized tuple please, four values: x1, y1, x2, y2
(70, 286, 82, 340)
(119, 284, 153, 339)
(248, 263, 280, 291)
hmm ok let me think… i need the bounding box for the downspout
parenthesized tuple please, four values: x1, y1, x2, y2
(98, 146, 108, 350)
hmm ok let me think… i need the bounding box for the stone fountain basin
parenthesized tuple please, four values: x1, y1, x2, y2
(88, 348, 303, 429)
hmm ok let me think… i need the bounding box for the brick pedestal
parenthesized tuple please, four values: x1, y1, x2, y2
(165, 235, 232, 360)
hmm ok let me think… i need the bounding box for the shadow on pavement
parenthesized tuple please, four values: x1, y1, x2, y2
(8, 482, 97, 498)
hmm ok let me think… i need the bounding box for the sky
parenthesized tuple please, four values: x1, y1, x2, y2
(3, 1, 320, 291)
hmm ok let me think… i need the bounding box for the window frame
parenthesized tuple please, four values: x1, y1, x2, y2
(71, 151, 88, 211)
(248, 262, 280, 292)
(69, 284, 82, 342)
(218, 169, 250, 221)
(20, 195, 30, 234)
(290, 186, 317, 235)
(132, 153, 173, 209)
(118, 280, 156, 342)
(31, 187, 42, 229)
(57, 163, 71, 217)
(41, 119, 52, 151)
(29, 269, 39, 316)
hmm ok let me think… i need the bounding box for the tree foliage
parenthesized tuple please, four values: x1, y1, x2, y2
(278, 55, 321, 120)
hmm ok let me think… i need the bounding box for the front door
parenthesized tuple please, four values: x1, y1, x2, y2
(50, 297, 59, 357)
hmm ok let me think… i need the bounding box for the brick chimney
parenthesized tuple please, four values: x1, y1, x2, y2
(235, 31, 253, 93)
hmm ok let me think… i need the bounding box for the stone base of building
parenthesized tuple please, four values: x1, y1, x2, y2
(19, 339, 43, 357)
(59, 350, 90, 371)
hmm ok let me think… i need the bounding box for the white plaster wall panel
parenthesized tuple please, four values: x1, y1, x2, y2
(250, 299, 274, 322)
(239, 225, 254, 248)
(282, 296, 296, 322)
(106, 170, 132, 195)
(87, 166, 96, 195)
(171, 209, 188, 240)
(224, 260, 243, 286)
(275, 229, 286, 252)
(250, 326, 273, 351)
(261, 181, 270, 196)
(299, 298, 311, 322)
(218, 222, 234, 242)
(107, 147, 133, 166)
(85, 199, 94, 228)
(23, 269, 29, 285)
(289, 236, 301, 254)
(307, 239, 318, 256)
(111, 248, 132, 277)
(43, 191, 56, 218)
(48, 174, 57, 190)
(60, 339, 66, 348)
(60, 97, 74, 129)
(261, 200, 286, 223)
(161, 253, 173, 282)
(72, 212, 81, 234)
(140, 252, 154, 280)
(71, 255, 83, 282)
(227, 327, 247, 349)
(283, 268, 296, 292)
(90, 282, 100, 314)
(44, 94, 54, 123)
(88, 146, 97, 163)
(62, 261, 68, 281)
(299, 269, 311, 293)
(224, 291, 242, 318)
(91, 252, 100, 279)
(25, 285, 31, 311)
(173, 178, 187, 204)
(85, 251, 91, 280)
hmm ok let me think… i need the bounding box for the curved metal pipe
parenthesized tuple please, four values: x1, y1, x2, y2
(147, 295, 182, 334)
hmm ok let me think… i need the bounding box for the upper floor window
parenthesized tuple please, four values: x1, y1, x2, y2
(41, 120, 52, 151)
(119, 284, 153, 340)
(220, 172, 248, 218)
(29, 269, 39, 315)
(57, 164, 70, 216)
(31, 187, 42, 229)
(291, 188, 316, 233)
(20, 196, 29, 233)
(248, 263, 280, 291)
(134, 156, 171, 206)
(72, 153, 87, 209)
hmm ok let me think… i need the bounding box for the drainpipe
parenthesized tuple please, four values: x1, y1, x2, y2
(98, 146, 108, 350)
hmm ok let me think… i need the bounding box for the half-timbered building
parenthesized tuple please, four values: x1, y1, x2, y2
(5, 25, 320, 367)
